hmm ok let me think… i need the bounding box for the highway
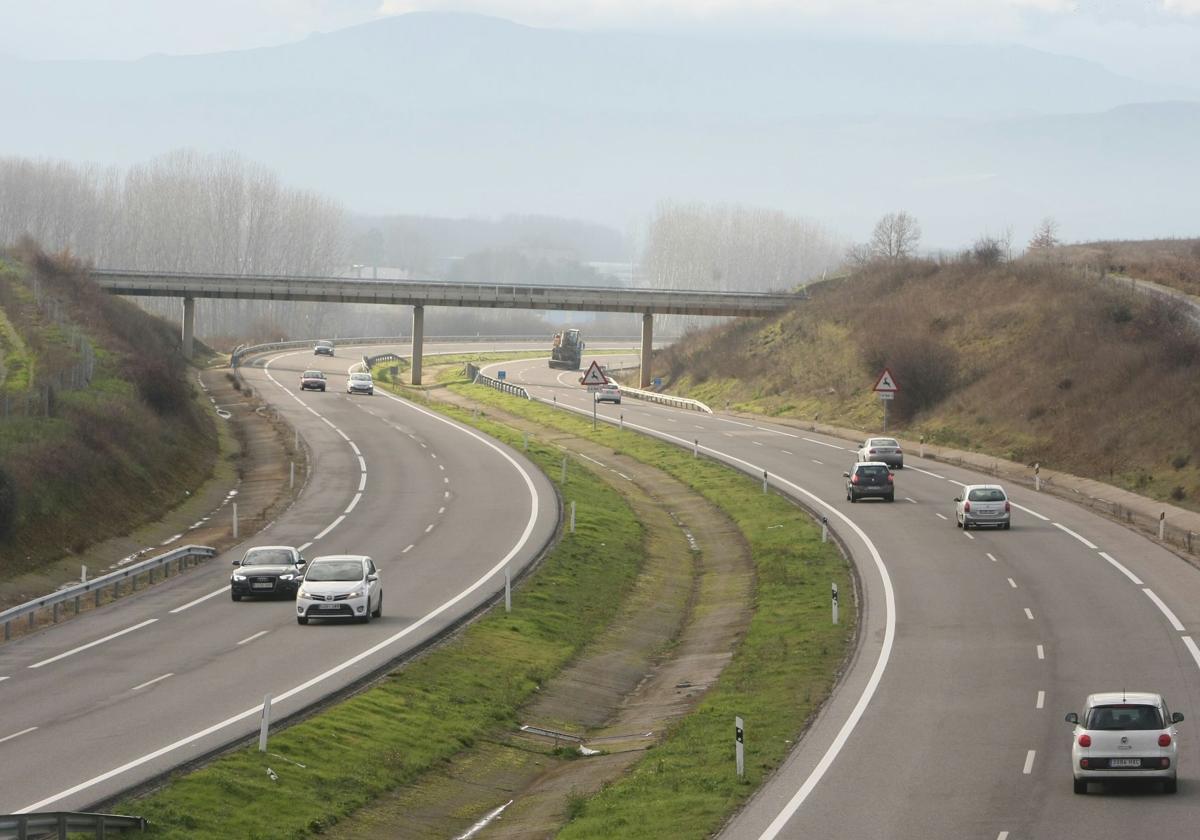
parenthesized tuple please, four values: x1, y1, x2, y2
(488, 352, 1200, 840)
(0, 343, 559, 813)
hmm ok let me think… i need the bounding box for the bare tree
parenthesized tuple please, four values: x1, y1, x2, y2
(868, 211, 922, 261)
(1028, 217, 1061, 250)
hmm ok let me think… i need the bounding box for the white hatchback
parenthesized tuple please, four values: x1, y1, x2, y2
(954, 484, 1010, 530)
(296, 555, 382, 625)
(1066, 692, 1184, 794)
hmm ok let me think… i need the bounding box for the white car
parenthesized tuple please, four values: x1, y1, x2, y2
(594, 383, 621, 404)
(954, 484, 1010, 530)
(347, 371, 374, 395)
(856, 437, 903, 469)
(1066, 692, 1184, 794)
(296, 555, 382, 625)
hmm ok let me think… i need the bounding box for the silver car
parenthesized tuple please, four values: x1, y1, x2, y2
(347, 371, 374, 396)
(1067, 692, 1183, 794)
(296, 555, 382, 625)
(594, 383, 621, 404)
(857, 437, 903, 469)
(954, 484, 1011, 530)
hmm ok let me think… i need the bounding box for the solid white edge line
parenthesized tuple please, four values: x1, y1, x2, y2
(169, 586, 231, 614)
(358, 473, 367, 492)
(357, 455, 367, 472)
(298, 542, 313, 553)
(1182, 637, 1200, 670)
(998, 832, 1010, 840)
(905, 466, 944, 479)
(578, 452, 606, 467)
(511, 387, 895, 840)
(236, 631, 269, 646)
(1036, 691, 1045, 709)
(313, 515, 346, 540)
(0, 726, 37, 744)
(1098, 551, 1143, 585)
(18, 377, 546, 815)
(349, 441, 361, 455)
(1142, 589, 1186, 632)
(1052, 522, 1098, 549)
(28, 619, 159, 669)
(1010, 502, 1050, 521)
(132, 673, 174, 691)
(1022, 750, 1036, 774)
(345, 492, 362, 514)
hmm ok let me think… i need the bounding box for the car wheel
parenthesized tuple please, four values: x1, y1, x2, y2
(372, 594, 382, 619)
(896, 463, 903, 469)
(320, 385, 326, 391)
(231, 591, 241, 602)
(1164, 777, 1178, 794)
(956, 516, 963, 528)
(360, 610, 371, 624)
(1073, 779, 1087, 795)
(297, 616, 308, 625)
(849, 493, 857, 503)
(886, 494, 895, 502)
(1002, 522, 1011, 530)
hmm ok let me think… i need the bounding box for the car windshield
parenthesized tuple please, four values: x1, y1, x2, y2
(857, 465, 889, 477)
(317, 341, 332, 347)
(1086, 704, 1162, 730)
(351, 373, 371, 381)
(967, 488, 1006, 502)
(306, 560, 364, 582)
(242, 549, 296, 565)
(303, 370, 324, 378)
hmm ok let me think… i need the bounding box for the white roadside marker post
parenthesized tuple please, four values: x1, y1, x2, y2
(81, 565, 87, 584)
(1034, 463, 1041, 492)
(1159, 512, 1166, 541)
(762, 471, 768, 493)
(620, 413, 624, 431)
(832, 582, 839, 625)
(735, 716, 745, 779)
(821, 516, 828, 544)
(694, 439, 699, 458)
(290, 461, 295, 490)
(919, 434, 925, 459)
(561, 455, 567, 484)
(570, 501, 576, 533)
(259, 694, 272, 752)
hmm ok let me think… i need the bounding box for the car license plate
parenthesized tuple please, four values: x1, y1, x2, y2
(318, 603, 340, 610)
(1110, 758, 1141, 768)
(252, 582, 273, 589)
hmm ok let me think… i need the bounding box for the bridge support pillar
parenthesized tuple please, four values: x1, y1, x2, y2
(411, 305, 425, 386)
(639, 312, 654, 389)
(181, 296, 195, 360)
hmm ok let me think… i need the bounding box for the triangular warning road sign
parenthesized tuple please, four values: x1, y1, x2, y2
(873, 368, 898, 392)
(580, 360, 609, 386)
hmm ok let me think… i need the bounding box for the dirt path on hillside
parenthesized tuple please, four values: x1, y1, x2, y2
(326, 386, 754, 840)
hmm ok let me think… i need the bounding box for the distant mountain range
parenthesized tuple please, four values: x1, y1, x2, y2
(3, 12, 1198, 244)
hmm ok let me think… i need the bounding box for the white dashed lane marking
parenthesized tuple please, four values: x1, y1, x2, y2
(1022, 751, 1036, 774)
(1036, 691, 1045, 709)
(1099, 552, 1143, 585)
(1036, 645, 1045, 660)
(1143, 590, 1186, 632)
(0, 727, 37, 744)
(132, 673, 173, 691)
(1053, 522, 1098, 549)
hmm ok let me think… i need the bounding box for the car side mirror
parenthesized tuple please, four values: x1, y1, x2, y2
(842, 472, 851, 478)
(953, 497, 961, 502)
(1064, 712, 1079, 725)
(367, 574, 379, 582)
(1172, 712, 1185, 723)
(232, 560, 240, 566)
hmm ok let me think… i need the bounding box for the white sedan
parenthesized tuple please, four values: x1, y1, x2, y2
(296, 555, 383, 625)
(1066, 692, 1184, 794)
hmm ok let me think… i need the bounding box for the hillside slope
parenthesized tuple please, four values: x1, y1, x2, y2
(658, 258, 1200, 510)
(0, 246, 217, 575)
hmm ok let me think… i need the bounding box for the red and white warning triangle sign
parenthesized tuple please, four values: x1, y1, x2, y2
(873, 368, 898, 393)
(580, 360, 609, 386)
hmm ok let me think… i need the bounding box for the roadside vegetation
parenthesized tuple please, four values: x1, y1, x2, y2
(0, 245, 216, 577)
(1040, 238, 1200, 297)
(117, 373, 853, 838)
(658, 254, 1200, 511)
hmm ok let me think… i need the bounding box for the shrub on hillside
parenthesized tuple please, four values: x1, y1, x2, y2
(857, 332, 957, 422)
(0, 467, 17, 542)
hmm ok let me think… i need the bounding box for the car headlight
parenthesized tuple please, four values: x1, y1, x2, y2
(280, 573, 296, 581)
(347, 588, 364, 599)
(297, 589, 311, 599)
(232, 574, 247, 582)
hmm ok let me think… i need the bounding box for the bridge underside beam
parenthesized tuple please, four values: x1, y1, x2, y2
(640, 313, 653, 389)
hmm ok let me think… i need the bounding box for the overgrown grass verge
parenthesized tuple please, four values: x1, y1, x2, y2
(118, 410, 645, 838)
(441, 382, 855, 837)
(0, 300, 34, 391)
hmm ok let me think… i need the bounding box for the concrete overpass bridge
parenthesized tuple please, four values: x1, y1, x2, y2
(91, 269, 803, 386)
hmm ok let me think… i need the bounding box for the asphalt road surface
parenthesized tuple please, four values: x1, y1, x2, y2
(489, 351, 1200, 840)
(0, 343, 559, 813)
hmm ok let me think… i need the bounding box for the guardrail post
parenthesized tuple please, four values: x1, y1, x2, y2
(114, 579, 120, 599)
(28, 612, 35, 630)
(95, 589, 102, 608)
(53, 602, 59, 623)
(4, 620, 9, 641)
(132, 571, 139, 591)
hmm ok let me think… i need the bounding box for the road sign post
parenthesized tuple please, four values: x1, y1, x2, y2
(873, 368, 899, 433)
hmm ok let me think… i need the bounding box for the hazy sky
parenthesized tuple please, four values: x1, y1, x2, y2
(2, 0, 1199, 86)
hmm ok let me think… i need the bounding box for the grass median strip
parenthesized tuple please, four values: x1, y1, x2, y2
(442, 381, 856, 838)
(117, 412, 643, 838)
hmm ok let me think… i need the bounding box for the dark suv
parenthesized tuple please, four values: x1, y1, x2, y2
(844, 461, 895, 502)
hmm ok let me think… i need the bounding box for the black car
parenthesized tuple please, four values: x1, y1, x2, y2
(231, 546, 306, 600)
(844, 461, 895, 502)
(314, 340, 335, 356)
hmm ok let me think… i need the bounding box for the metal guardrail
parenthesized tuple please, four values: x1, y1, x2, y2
(473, 371, 531, 400)
(0, 545, 216, 643)
(610, 382, 713, 414)
(0, 811, 145, 839)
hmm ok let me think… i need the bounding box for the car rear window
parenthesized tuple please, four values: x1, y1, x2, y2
(306, 561, 364, 581)
(872, 439, 899, 447)
(967, 488, 1006, 502)
(1086, 705, 1163, 730)
(351, 373, 371, 380)
(857, 465, 889, 477)
(303, 370, 325, 378)
(243, 549, 294, 565)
